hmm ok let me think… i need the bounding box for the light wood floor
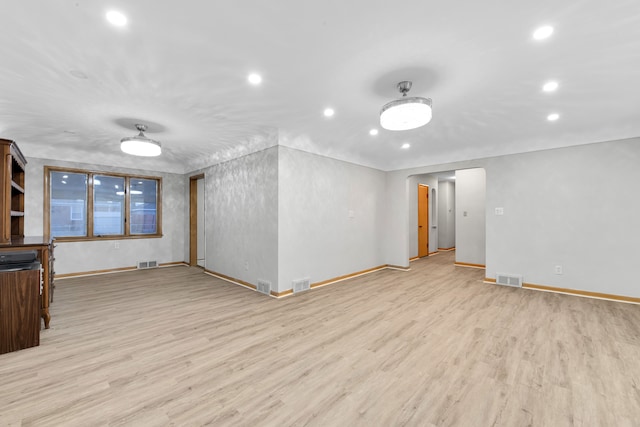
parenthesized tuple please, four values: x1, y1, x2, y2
(1, 251, 639, 426)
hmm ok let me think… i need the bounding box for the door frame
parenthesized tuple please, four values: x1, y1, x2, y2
(418, 184, 429, 258)
(189, 173, 204, 266)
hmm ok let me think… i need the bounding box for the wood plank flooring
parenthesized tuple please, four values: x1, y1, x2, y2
(1, 251, 639, 426)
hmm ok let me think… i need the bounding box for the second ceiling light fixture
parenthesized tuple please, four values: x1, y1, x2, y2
(380, 81, 432, 131)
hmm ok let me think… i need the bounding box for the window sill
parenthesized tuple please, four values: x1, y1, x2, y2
(53, 234, 163, 243)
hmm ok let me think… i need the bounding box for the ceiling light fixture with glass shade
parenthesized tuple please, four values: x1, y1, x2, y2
(120, 124, 162, 156)
(380, 81, 432, 131)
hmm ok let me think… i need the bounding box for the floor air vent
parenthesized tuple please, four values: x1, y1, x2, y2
(496, 273, 523, 288)
(292, 278, 311, 293)
(257, 280, 271, 295)
(137, 260, 158, 269)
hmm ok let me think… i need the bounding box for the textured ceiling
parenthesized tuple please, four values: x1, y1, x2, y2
(1, 1, 639, 174)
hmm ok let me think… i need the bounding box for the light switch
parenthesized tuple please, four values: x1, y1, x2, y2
(463, 211, 468, 217)
(495, 207, 504, 215)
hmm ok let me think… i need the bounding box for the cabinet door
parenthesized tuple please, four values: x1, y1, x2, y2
(0, 269, 40, 354)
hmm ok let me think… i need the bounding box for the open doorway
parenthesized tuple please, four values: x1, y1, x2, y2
(436, 172, 456, 252)
(408, 168, 486, 267)
(408, 174, 438, 259)
(189, 174, 205, 267)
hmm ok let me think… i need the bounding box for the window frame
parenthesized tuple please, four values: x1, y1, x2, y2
(44, 166, 163, 241)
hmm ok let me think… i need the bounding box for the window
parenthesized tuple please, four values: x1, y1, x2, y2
(94, 175, 125, 236)
(45, 167, 162, 240)
(49, 171, 87, 237)
(129, 179, 158, 235)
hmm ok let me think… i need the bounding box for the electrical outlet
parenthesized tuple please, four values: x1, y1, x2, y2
(244, 261, 249, 271)
(114, 242, 120, 249)
(495, 207, 504, 215)
(555, 265, 563, 275)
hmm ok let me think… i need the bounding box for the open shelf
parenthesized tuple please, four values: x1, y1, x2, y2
(2, 139, 26, 243)
(11, 180, 25, 194)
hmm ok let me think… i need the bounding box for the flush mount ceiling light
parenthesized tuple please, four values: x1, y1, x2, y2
(380, 81, 432, 131)
(120, 124, 162, 156)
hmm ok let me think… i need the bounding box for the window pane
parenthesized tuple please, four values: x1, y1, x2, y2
(50, 171, 87, 237)
(130, 179, 157, 234)
(93, 175, 125, 235)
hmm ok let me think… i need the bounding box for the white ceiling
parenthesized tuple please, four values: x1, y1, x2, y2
(1, 1, 639, 174)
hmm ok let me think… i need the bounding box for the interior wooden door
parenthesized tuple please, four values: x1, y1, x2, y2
(189, 174, 204, 266)
(418, 184, 429, 257)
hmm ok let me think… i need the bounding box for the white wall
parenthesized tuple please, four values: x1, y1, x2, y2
(384, 137, 640, 298)
(24, 157, 186, 275)
(408, 174, 438, 258)
(485, 138, 640, 297)
(278, 146, 386, 293)
(27, 135, 640, 300)
(455, 168, 486, 265)
(438, 181, 455, 249)
(202, 147, 279, 289)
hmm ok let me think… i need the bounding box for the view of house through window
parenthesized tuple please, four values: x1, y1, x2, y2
(49, 171, 87, 237)
(93, 175, 125, 236)
(130, 178, 158, 234)
(47, 167, 161, 240)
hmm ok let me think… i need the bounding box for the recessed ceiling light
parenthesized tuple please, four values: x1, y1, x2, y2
(323, 108, 335, 117)
(401, 143, 411, 149)
(248, 73, 262, 85)
(106, 10, 127, 27)
(547, 113, 560, 121)
(543, 81, 559, 92)
(62, 175, 68, 179)
(533, 25, 554, 40)
(369, 129, 379, 136)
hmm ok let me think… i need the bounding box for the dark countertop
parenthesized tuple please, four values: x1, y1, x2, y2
(0, 236, 52, 248)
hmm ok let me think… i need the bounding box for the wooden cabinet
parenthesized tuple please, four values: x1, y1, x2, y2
(0, 269, 41, 354)
(0, 237, 53, 329)
(1, 138, 26, 244)
(0, 139, 54, 328)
